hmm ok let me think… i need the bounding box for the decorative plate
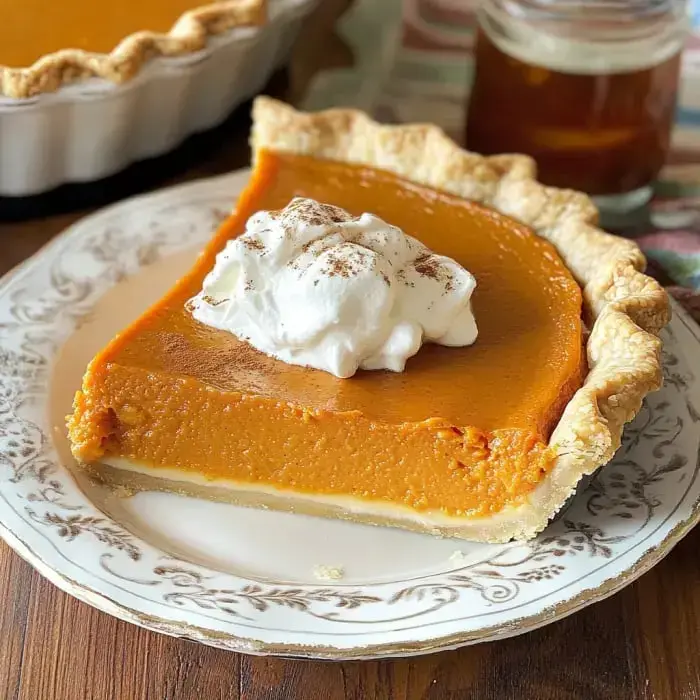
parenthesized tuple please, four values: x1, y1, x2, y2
(1, 171, 699, 660)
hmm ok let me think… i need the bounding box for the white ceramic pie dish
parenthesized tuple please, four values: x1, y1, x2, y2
(0, 0, 316, 197)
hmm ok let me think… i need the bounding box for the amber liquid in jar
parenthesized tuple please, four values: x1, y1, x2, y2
(465, 2, 687, 201)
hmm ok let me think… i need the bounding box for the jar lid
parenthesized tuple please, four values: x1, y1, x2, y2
(480, 0, 690, 74)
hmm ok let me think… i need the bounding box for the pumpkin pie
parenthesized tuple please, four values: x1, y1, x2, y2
(0, 0, 266, 98)
(67, 98, 669, 542)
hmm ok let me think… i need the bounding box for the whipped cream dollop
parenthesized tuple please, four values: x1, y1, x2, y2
(188, 197, 478, 378)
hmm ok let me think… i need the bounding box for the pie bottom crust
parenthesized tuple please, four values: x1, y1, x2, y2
(86, 458, 568, 541)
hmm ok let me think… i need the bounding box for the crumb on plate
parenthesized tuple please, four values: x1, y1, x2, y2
(313, 564, 345, 581)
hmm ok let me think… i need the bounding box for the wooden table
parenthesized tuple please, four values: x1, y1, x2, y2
(1, 4, 699, 698)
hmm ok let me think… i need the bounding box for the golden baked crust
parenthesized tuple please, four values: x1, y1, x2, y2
(0, 0, 266, 99)
(251, 96, 670, 542)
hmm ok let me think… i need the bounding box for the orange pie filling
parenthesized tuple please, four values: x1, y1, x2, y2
(68, 151, 586, 519)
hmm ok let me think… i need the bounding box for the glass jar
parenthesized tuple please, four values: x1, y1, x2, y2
(465, 0, 689, 213)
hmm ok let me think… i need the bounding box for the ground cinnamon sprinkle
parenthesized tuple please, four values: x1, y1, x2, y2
(241, 235, 267, 254)
(396, 269, 414, 288)
(412, 253, 455, 293)
(157, 331, 266, 381)
(413, 254, 440, 279)
(282, 198, 354, 226)
(202, 294, 228, 306)
(326, 252, 354, 278)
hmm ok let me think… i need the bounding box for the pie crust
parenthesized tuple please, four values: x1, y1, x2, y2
(243, 97, 671, 541)
(0, 0, 266, 99)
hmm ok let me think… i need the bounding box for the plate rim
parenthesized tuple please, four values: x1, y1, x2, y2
(1, 482, 699, 660)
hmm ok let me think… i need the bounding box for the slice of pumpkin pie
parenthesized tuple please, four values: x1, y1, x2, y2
(67, 98, 669, 542)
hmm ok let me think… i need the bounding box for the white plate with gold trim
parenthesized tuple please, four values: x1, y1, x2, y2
(1, 170, 700, 659)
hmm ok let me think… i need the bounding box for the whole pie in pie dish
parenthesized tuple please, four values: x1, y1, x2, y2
(1, 0, 266, 98)
(0, 0, 316, 197)
(67, 98, 670, 542)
